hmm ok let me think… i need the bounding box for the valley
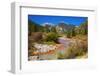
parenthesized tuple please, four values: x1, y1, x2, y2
(28, 15, 88, 60)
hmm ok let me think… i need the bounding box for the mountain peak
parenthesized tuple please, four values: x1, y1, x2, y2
(42, 22, 54, 27)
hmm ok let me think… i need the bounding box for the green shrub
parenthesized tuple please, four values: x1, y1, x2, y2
(57, 52, 65, 59)
(44, 32, 59, 42)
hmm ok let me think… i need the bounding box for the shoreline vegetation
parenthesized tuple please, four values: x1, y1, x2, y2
(28, 18, 88, 61)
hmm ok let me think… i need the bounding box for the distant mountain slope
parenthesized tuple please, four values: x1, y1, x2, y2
(28, 19, 44, 34)
(57, 22, 75, 32)
(28, 19, 87, 35)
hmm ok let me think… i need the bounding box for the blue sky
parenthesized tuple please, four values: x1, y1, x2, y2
(28, 15, 88, 26)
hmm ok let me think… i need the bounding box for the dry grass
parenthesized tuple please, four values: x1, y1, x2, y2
(56, 35, 88, 59)
(65, 35, 88, 59)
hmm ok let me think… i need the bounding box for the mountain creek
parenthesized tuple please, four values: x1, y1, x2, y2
(29, 36, 74, 60)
